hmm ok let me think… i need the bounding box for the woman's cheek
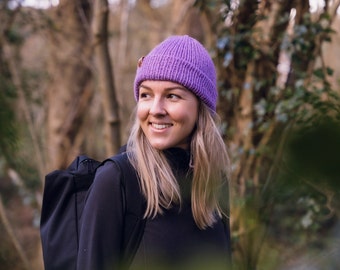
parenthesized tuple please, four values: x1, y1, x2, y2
(137, 102, 149, 120)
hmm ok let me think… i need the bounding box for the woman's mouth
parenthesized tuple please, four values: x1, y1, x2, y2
(150, 123, 173, 130)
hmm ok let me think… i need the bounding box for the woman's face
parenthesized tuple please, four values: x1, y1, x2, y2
(137, 80, 199, 150)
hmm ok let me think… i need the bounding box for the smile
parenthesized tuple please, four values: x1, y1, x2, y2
(150, 123, 173, 130)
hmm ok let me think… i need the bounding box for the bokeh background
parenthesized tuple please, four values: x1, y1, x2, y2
(1, 0, 340, 269)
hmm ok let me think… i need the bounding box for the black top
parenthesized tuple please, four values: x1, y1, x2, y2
(77, 148, 231, 270)
(130, 148, 231, 270)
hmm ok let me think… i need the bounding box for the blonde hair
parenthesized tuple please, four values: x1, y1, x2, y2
(127, 103, 230, 229)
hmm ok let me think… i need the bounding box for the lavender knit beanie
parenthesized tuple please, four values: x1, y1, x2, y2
(134, 35, 217, 113)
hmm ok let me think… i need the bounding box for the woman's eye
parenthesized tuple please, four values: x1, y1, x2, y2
(168, 94, 180, 100)
(140, 92, 149, 99)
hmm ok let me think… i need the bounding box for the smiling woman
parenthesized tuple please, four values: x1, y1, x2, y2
(77, 34, 232, 270)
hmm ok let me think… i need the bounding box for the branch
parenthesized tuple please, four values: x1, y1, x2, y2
(7, 55, 46, 183)
(170, 0, 196, 33)
(0, 194, 31, 270)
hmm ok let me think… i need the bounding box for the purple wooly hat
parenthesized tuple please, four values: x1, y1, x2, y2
(134, 35, 217, 113)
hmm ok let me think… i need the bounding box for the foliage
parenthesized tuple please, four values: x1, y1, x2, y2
(200, 0, 340, 269)
(0, 74, 18, 165)
(0, 17, 20, 168)
(0, 11, 43, 190)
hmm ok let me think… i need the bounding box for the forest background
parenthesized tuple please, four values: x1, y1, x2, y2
(1, 0, 340, 269)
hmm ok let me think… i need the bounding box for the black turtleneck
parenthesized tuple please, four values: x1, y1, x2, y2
(130, 148, 231, 270)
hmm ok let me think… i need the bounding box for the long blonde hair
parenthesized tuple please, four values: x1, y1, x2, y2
(127, 103, 230, 229)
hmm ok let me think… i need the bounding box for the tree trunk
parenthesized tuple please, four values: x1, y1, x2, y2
(217, 1, 298, 269)
(46, 0, 93, 170)
(92, 0, 121, 156)
(117, 0, 130, 70)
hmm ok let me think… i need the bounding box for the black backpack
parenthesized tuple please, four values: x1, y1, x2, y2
(40, 153, 145, 270)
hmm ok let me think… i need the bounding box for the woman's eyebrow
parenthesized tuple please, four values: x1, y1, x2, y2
(164, 86, 188, 92)
(139, 84, 152, 90)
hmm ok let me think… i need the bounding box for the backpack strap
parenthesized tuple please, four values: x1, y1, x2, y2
(106, 153, 146, 267)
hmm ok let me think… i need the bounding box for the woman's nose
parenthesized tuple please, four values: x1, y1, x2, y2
(149, 97, 166, 116)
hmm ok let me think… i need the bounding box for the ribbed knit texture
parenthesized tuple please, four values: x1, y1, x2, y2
(134, 35, 217, 113)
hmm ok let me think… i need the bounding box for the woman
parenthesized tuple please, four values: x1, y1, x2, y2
(77, 35, 231, 270)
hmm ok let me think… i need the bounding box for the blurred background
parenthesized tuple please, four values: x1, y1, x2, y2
(1, 0, 340, 269)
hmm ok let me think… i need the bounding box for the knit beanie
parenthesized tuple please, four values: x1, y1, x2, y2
(134, 35, 217, 113)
